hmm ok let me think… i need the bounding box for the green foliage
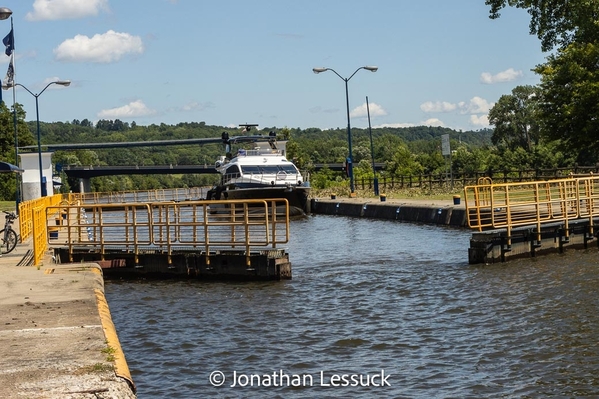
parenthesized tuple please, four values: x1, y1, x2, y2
(488, 85, 541, 151)
(311, 167, 343, 189)
(0, 103, 35, 200)
(534, 42, 599, 163)
(485, 0, 599, 52)
(385, 142, 425, 176)
(0, 105, 574, 200)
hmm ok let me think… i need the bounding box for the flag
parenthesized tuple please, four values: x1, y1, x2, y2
(2, 28, 13, 56)
(4, 53, 13, 87)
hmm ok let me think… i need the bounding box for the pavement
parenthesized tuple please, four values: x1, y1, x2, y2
(0, 237, 136, 398)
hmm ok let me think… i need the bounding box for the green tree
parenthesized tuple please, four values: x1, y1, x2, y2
(0, 103, 36, 200)
(488, 85, 540, 151)
(534, 42, 599, 163)
(486, 0, 599, 52)
(385, 142, 424, 176)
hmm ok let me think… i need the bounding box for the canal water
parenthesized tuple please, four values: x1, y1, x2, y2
(105, 215, 599, 398)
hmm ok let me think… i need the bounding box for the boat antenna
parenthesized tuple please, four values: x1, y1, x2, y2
(239, 123, 258, 133)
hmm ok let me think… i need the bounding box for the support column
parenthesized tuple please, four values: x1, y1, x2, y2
(79, 178, 91, 193)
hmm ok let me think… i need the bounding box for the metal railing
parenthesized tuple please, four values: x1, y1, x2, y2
(45, 199, 290, 267)
(464, 176, 599, 245)
(74, 187, 207, 204)
(18, 194, 66, 265)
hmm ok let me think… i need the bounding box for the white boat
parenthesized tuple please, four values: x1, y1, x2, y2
(206, 125, 311, 216)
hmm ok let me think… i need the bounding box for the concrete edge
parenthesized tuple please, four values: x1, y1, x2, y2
(94, 287, 137, 394)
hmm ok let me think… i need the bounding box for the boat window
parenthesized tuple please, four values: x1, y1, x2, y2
(260, 166, 281, 174)
(241, 165, 261, 174)
(279, 164, 298, 174)
(225, 165, 241, 178)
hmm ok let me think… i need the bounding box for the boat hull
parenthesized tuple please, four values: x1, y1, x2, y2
(208, 185, 311, 216)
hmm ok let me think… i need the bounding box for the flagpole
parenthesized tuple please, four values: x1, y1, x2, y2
(9, 16, 19, 213)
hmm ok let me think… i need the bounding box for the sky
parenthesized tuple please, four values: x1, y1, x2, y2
(0, 0, 548, 132)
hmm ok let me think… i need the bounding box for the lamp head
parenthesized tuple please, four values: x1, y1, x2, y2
(0, 7, 12, 20)
(55, 80, 71, 87)
(312, 67, 327, 74)
(364, 66, 378, 72)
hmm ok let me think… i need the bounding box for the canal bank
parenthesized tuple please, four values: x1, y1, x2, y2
(0, 239, 136, 398)
(311, 197, 467, 227)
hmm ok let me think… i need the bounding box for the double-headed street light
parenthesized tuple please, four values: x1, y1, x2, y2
(313, 65, 378, 195)
(7, 80, 70, 197)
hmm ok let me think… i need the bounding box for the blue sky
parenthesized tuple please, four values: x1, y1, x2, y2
(0, 0, 546, 132)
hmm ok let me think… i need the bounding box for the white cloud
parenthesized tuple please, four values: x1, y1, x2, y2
(470, 114, 489, 126)
(422, 118, 445, 127)
(54, 30, 144, 63)
(98, 100, 156, 119)
(374, 123, 416, 128)
(26, 0, 109, 21)
(480, 68, 523, 84)
(459, 96, 493, 114)
(420, 101, 457, 113)
(350, 102, 388, 118)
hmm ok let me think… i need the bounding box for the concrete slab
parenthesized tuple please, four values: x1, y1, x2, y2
(0, 239, 136, 398)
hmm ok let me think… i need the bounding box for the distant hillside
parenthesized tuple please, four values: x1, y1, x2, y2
(288, 125, 492, 147)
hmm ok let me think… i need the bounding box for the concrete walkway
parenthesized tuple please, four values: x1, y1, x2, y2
(0, 238, 136, 398)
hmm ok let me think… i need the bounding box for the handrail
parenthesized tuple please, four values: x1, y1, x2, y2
(18, 194, 66, 265)
(45, 198, 290, 267)
(464, 175, 599, 245)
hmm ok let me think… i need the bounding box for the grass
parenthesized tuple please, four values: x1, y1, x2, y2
(311, 185, 465, 201)
(0, 201, 16, 212)
(101, 345, 117, 362)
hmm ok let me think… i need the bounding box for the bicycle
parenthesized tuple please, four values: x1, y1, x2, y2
(0, 210, 18, 254)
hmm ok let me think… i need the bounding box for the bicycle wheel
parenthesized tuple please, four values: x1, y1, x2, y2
(0, 228, 17, 254)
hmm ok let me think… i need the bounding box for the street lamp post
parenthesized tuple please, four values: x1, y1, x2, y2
(313, 65, 377, 195)
(366, 96, 379, 195)
(8, 80, 70, 197)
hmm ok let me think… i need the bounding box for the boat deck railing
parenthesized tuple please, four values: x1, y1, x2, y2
(236, 149, 282, 157)
(222, 172, 305, 186)
(44, 198, 290, 267)
(464, 175, 599, 244)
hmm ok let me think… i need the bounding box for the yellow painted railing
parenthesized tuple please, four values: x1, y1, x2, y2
(45, 199, 290, 267)
(18, 194, 68, 266)
(464, 176, 599, 244)
(74, 187, 205, 204)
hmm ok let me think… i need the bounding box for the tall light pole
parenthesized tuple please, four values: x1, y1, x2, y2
(313, 65, 378, 195)
(366, 96, 379, 195)
(7, 80, 70, 197)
